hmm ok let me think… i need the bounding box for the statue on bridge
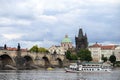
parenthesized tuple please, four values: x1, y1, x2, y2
(17, 43, 21, 51)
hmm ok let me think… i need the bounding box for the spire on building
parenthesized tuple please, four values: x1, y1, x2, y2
(65, 34, 68, 38)
(75, 28, 88, 51)
(78, 28, 83, 38)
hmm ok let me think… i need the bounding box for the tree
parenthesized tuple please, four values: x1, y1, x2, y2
(77, 49, 92, 62)
(65, 50, 71, 60)
(70, 54, 78, 60)
(38, 47, 49, 53)
(103, 57, 108, 62)
(109, 54, 116, 66)
(101, 54, 107, 62)
(29, 45, 38, 53)
(29, 45, 48, 53)
(65, 50, 78, 60)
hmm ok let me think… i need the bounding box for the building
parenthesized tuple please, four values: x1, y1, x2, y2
(61, 35, 73, 50)
(48, 35, 73, 55)
(0, 46, 4, 50)
(75, 28, 88, 51)
(48, 45, 66, 55)
(114, 46, 120, 61)
(89, 42, 101, 62)
(89, 42, 120, 62)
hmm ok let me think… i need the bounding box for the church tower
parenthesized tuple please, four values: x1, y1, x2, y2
(75, 28, 88, 51)
(61, 35, 73, 50)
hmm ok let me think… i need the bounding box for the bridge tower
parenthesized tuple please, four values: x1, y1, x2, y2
(16, 43, 24, 69)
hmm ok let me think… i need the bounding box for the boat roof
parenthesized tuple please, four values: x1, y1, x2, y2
(81, 62, 103, 65)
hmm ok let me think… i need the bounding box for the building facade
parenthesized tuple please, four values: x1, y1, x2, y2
(89, 43, 101, 62)
(114, 46, 120, 61)
(75, 28, 88, 51)
(48, 45, 66, 55)
(89, 42, 120, 62)
(48, 35, 73, 55)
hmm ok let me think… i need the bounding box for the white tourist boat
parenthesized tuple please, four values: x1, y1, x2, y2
(65, 62, 112, 73)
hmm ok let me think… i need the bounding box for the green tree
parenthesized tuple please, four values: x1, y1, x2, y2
(101, 54, 107, 62)
(103, 57, 108, 62)
(29, 45, 48, 53)
(65, 50, 71, 60)
(77, 49, 92, 62)
(29, 45, 38, 53)
(109, 54, 116, 66)
(70, 54, 78, 60)
(38, 47, 49, 53)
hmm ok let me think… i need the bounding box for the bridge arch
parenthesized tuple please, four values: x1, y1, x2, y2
(23, 55, 34, 66)
(56, 58, 63, 67)
(42, 56, 50, 68)
(0, 54, 15, 66)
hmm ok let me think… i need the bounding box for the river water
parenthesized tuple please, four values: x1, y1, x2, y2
(0, 68, 120, 80)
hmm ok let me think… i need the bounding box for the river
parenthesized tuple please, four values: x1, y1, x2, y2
(0, 68, 120, 80)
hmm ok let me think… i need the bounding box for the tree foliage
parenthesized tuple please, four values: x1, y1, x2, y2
(29, 45, 48, 53)
(29, 45, 38, 53)
(101, 54, 108, 62)
(70, 54, 78, 60)
(77, 49, 92, 62)
(109, 54, 116, 66)
(65, 50, 78, 60)
(65, 50, 71, 60)
(38, 47, 49, 53)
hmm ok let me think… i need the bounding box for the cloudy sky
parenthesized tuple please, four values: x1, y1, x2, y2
(0, 0, 120, 49)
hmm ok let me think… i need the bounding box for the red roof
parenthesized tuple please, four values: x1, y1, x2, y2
(7, 47, 28, 52)
(89, 43, 101, 48)
(101, 45, 116, 50)
(89, 43, 116, 50)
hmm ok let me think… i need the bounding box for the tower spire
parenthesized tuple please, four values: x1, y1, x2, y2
(75, 28, 88, 51)
(78, 28, 83, 38)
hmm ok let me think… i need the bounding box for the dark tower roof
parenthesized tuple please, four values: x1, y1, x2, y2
(78, 28, 83, 38)
(75, 28, 88, 51)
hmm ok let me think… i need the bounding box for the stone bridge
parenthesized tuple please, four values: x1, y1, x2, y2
(0, 50, 68, 69)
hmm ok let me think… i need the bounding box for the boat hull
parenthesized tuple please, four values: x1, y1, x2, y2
(65, 68, 111, 73)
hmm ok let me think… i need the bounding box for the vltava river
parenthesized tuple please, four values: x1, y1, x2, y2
(0, 68, 120, 80)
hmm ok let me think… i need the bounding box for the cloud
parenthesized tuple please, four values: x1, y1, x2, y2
(0, 0, 119, 48)
(0, 17, 31, 26)
(37, 15, 58, 24)
(2, 33, 24, 40)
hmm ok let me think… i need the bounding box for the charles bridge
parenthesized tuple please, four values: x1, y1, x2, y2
(0, 49, 68, 69)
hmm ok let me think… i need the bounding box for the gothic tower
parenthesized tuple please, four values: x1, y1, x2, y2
(75, 28, 88, 51)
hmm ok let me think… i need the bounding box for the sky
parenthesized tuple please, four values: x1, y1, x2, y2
(0, 0, 120, 49)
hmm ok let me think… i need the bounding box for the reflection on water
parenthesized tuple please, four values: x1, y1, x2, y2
(0, 68, 120, 80)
